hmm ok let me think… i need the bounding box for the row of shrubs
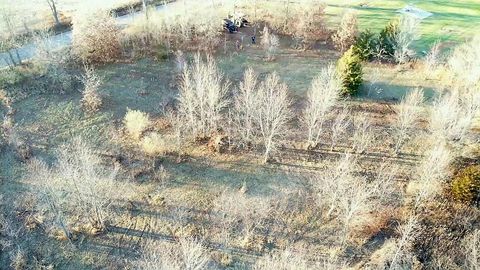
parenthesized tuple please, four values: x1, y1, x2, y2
(337, 19, 406, 96)
(352, 22, 400, 62)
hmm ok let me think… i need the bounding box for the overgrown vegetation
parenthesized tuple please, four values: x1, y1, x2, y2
(72, 9, 120, 63)
(1, 1, 480, 269)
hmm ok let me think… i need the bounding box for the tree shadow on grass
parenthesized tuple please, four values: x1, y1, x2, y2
(161, 157, 303, 197)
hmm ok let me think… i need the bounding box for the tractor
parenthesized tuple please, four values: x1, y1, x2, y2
(223, 12, 248, 33)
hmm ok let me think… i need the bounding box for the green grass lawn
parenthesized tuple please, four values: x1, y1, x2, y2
(324, 0, 480, 53)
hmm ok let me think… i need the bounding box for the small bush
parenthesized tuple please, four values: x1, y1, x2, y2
(124, 109, 151, 140)
(451, 165, 480, 205)
(80, 66, 103, 113)
(72, 10, 120, 63)
(337, 47, 363, 96)
(141, 132, 166, 156)
(352, 30, 377, 61)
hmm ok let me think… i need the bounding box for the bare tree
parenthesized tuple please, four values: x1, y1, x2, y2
(393, 88, 424, 154)
(46, 0, 61, 27)
(26, 159, 72, 241)
(389, 215, 418, 270)
(303, 65, 342, 149)
(314, 154, 391, 244)
(126, 2, 222, 51)
(0, 9, 23, 67)
(252, 72, 292, 163)
(352, 113, 373, 154)
(413, 143, 452, 208)
(429, 92, 478, 145)
(26, 138, 131, 234)
(394, 15, 420, 64)
(447, 34, 480, 89)
(316, 154, 358, 218)
(213, 189, 272, 248)
(232, 67, 259, 146)
(332, 10, 358, 52)
(462, 229, 480, 270)
(177, 53, 230, 139)
(329, 107, 351, 151)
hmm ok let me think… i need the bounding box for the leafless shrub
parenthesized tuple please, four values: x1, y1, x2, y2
(261, 26, 280, 61)
(429, 92, 477, 145)
(303, 65, 342, 149)
(26, 139, 132, 236)
(175, 50, 187, 73)
(332, 10, 358, 52)
(252, 72, 292, 163)
(213, 190, 272, 248)
(424, 41, 441, 76)
(124, 109, 151, 140)
(177, 54, 230, 139)
(72, 9, 120, 63)
(315, 154, 396, 244)
(291, 5, 328, 50)
(394, 15, 420, 64)
(352, 113, 373, 154)
(393, 88, 424, 154)
(137, 237, 210, 270)
(462, 229, 480, 270)
(164, 109, 184, 154)
(80, 65, 103, 113)
(33, 30, 73, 92)
(253, 249, 309, 270)
(447, 34, 480, 89)
(316, 154, 358, 218)
(411, 143, 452, 208)
(329, 107, 351, 151)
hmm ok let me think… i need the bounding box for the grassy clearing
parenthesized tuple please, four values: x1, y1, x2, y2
(323, 0, 480, 52)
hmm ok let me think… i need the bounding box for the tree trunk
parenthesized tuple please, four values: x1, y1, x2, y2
(142, 0, 149, 20)
(263, 137, 272, 164)
(7, 50, 17, 67)
(13, 48, 22, 65)
(47, 0, 61, 26)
